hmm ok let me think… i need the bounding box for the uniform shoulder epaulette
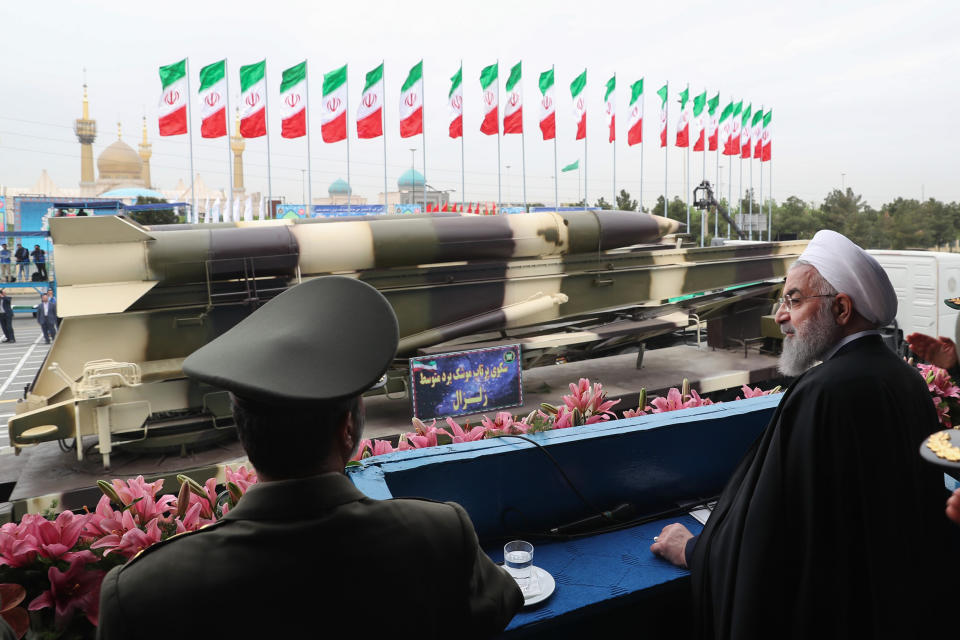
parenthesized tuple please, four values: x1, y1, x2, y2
(122, 519, 230, 568)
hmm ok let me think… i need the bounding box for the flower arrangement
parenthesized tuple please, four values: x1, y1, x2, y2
(0, 466, 258, 639)
(916, 363, 960, 427)
(351, 378, 780, 461)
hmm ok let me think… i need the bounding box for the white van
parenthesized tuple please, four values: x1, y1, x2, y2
(868, 250, 960, 346)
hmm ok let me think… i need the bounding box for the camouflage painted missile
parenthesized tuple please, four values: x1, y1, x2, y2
(49, 211, 680, 317)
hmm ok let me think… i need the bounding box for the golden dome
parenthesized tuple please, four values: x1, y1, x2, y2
(97, 123, 142, 180)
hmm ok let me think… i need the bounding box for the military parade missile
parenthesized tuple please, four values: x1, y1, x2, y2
(50, 211, 681, 318)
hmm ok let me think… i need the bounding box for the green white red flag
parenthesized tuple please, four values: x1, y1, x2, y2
(321, 65, 347, 143)
(604, 75, 616, 143)
(239, 60, 267, 138)
(706, 93, 720, 151)
(357, 63, 384, 139)
(719, 100, 733, 155)
(691, 90, 707, 151)
(198, 60, 227, 138)
(448, 65, 463, 138)
(657, 83, 668, 147)
(726, 100, 742, 155)
(503, 62, 522, 134)
(740, 103, 752, 158)
(399, 61, 423, 138)
(571, 69, 587, 140)
(627, 79, 643, 146)
(157, 59, 188, 136)
(538, 68, 555, 140)
(480, 63, 499, 135)
(675, 86, 690, 147)
(279, 61, 307, 138)
(761, 109, 772, 161)
(752, 108, 764, 159)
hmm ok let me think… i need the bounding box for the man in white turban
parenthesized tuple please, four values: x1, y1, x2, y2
(651, 230, 958, 639)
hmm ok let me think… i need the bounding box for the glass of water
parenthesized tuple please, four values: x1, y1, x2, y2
(504, 540, 535, 591)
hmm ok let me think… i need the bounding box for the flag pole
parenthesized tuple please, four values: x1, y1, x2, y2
(727, 155, 733, 239)
(584, 84, 588, 212)
(714, 101, 720, 238)
(639, 81, 644, 212)
(768, 155, 773, 241)
(460, 60, 465, 213)
(612, 72, 616, 208)
(382, 60, 388, 214)
(521, 64, 527, 212)
(304, 60, 313, 217)
(663, 81, 668, 220)
(185, 58, 196, 219)
(497, 59, 502, 212)
(701, 87, 706, 247)
(264, 61, 273, 217)
(225, 60, 234, 221)
(346, 65, 352, 212)
(422, 61, 427, 213)
(553, 64, 559, 213)
(758, 106, 763, 241)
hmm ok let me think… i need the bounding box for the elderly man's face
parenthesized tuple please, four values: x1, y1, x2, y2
(776, 265, 842, 376)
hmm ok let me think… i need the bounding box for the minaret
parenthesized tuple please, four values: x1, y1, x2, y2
(230, 108, 245, 193)
(138, 116, 152, 188)
(73, 82, 97, 192)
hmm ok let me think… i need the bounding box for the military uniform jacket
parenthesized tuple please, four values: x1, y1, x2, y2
(97, 472, 523, 639)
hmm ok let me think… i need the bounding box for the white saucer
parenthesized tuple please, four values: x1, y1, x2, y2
(522, 566, 556, 607)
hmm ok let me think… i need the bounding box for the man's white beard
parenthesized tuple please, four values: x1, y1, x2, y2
(778, 303, 843, 376)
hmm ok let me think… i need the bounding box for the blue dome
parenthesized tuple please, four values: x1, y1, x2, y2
(99, 187, 167, 199)
(398, 169, 425, 189)
(328, 178, 352, 195)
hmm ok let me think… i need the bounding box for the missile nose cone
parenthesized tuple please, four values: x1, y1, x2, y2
(652, 214, 683, 235)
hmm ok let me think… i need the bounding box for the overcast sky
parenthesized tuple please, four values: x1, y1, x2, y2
(1, 0, 957, 211)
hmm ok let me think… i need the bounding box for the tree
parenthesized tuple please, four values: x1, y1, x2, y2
(130, 196, 179, 226)
(616, 189, 638, 211)
(594, 197, 613, 210)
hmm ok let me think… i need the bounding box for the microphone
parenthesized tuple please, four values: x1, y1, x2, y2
(550, 503, 637, 535)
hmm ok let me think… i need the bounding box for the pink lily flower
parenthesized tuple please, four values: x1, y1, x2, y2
(224, 465, 259, 493)
(17, 511, 93, 563)
(622, 407, 649, 418)
(0, 522, 38, 568)
(405, 429, 439, 449)
(684, 389, 714, 409)
(174, 502, 204, 534)
(28, 558, 104, 626)
(441, 417, 486, 443)
(349, 439, 372, 462)
(369, 439, 397, 456)
(649, 388, 686, 413)
(553, 407, 575, 429)
(91, 517, 163, 559)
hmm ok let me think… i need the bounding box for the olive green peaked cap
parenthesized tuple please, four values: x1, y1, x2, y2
(183, 276, 398, 404)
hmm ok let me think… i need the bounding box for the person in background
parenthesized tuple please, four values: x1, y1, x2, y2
(0, 244, 12, 283)
(30, 245, 46, 281)
(97, 277, 523, 639)
(13, 244, 28, 282)
(36, 293, 56, 344)
(0, 290, 14, 344)
(653, 230, 957, 639)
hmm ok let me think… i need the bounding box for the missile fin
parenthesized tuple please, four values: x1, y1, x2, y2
(49, 215, 154, 245)
(57, 282, 158, 317)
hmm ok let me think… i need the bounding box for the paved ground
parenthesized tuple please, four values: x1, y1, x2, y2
(0, 316, 53, 456)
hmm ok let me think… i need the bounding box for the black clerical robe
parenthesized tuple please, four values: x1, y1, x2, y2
(689, 335, 958, 639)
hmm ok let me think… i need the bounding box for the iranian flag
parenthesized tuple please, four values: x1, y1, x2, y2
(706, 93, 720, 151)
(538, 68, 555, 140)
(692, 91, 707, 151)
(239, 60, 266, 138)
(480, 63, 499, 135)
(752, 108, 764, 159)
(198, 60, 227, 138)
(740, 103, 752, 159)
(321, 65, 347, 143)
(448, 65, 463, 138)
(571, 69, 587, 140)
(718, 100, 733, 155)
(357, 63, 384, 139)
(726, 100, 743, 155)
(675, 86, 690, 147)
(503, 62, 522, 134)
(627, 79, 643, 146)
(399, 61, 423, 138)
(761, 109, 772, 161)
(657, 83, 668, 147)
(157, 59, 188, 136)
(279, 61, 307, 138)
(604, 75, 616, 143)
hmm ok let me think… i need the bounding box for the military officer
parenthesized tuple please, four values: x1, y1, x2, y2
(97, 276, 523, 639)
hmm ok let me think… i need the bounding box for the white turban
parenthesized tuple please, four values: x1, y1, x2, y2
(796, 230, 897, 325)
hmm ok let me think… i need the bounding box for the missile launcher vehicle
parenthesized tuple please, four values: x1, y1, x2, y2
(8, 211, 805, 467)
